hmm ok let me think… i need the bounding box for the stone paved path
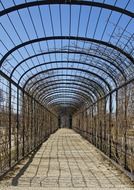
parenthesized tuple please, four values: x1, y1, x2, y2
(0, 129, 134, 190)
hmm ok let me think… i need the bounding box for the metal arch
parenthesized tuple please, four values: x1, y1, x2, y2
(32, 80, 105, 97)
(32, 79, 104, 100)
(35, 82, 100, 94)
(39, 87, 98, 105)
(38, 87, 97, 103)
(37, 86, 99, 103)
(10, 50, 126, 79)
(42, 93, 91, 103)
(41, 92, 92, 106)
(17, 60, 117, 87)
(40, 89, 95, 104)
(1, 0, 133, 18)
(41, 97, 91, 109)
(48, 99, 82, 106)
(39, 89, 95, 102)
(47, 100, 83, 108)
(28, 74, 106, 96)
(46, 97, 86, 106)
(23, 67, 112, 91)
(1, 36, 134, 68)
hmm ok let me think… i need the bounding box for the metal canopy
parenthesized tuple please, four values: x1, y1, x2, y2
(1, 0, 134, 114)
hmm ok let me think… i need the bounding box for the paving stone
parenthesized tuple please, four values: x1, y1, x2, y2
(0, 129, 134, 190)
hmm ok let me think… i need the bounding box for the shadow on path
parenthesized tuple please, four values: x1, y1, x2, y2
(11, 145, 41, 186)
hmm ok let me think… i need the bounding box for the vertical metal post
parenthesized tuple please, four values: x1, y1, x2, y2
(86, 111, 88, 139)
(35, 101, 37, 146)
(40, 105, 41, 140)
(42, 106, 44, 141)
(103, 99, 106, 153)
(115, 90, 119, 162)
(95, 104, 97, 146)
(50, 115, 52, 134)
(38, 105, 40, 143)
(9, 81, 12, 168)
(16, 88, 19, 161)
(27, 95, 30, 151)
(91, 106, 94, 144)
(97, 101, 100, 148)
(49, 114, 50, 135)
(124, 85, 128, 169)
(34, 100, 36, 148)
(22, 91, 25, 157)
(30, 97, 33, 149)
(69, 114, 72, 129)
(99, 100, 102, 150)
(35, 101, 38, 144)
(43, 108, 45, 140)
(109, 93, 112, 158)
(40, 106, 42, 142)
(58, 116, 61, 128)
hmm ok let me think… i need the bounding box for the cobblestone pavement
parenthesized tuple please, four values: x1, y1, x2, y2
(0, 129, 134, 190)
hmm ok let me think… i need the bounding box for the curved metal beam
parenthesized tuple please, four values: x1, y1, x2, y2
(40, 89, 94, 103)
(10, 50, 126, 79)
(23, 67, 112, 91)
(33, 80, 105, 101)
(1, 36, 133, 68)
(31, 79, 105, 99)
(46, 97, 85, 106)
(16, 60, 117, 87)
(35, 82, 97, 93)
(1, 0, 133, 17)
(37, 86, 98, 104)
(43, 93, 88, 104)
(39, 89, 95, 104)
(28, 74, 106, 96)
(39, 89, 96, 105)
(48, 100, 82, 108)
(41, 93, 92, 105)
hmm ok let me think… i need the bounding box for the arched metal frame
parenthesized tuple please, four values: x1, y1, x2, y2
(21, 67, 112, 107)
(1, 36, 134, 67)
(17, 60, 117, 86)
(41, 92, 92, 106)
(40, 89, 95, 105)
(28, 74, 106, 96)
(32, 78, 105, 101)
(0, 0, 134, 179)
(1, 0, 133, 17)
(23, 68, 112, 90)
(16, 61, 116, 104)
(38, 86, 98, 105)
(47, 97, 85, 106)
(9, 50, 126, 79)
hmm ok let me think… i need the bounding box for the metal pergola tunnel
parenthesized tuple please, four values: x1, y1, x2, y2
(0, 0, 134, 183)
